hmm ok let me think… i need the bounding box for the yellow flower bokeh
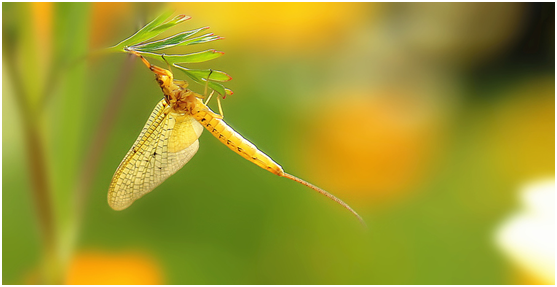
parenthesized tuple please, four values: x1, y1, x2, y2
(65, 250, 164, 285)
(169, 2, 381, 54)
(301, 89, 445, 207)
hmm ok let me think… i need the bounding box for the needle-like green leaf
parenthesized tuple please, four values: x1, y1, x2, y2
(181, 34, 222, 46)
(129, 14, 191, 47)
(174, 65, 232, 82)
(111, 10, 174, 50)
(148, 14, 191, 36)
(133, 33, 222, 52)
(139, 49, 224, 64)
(130, 27, 210, 52)
(110, 12, 232, 95)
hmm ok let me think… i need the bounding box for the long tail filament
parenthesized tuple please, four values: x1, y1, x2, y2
(282, 173, 366, 227)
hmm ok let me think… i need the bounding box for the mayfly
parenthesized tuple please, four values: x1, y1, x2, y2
(108, 51, 364, 225)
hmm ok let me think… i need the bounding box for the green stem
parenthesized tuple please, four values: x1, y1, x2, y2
(65, 52, 138, 270)
(4, 42, 62, 285)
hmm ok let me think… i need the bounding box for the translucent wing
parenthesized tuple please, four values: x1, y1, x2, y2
(108, 99, 204, 210)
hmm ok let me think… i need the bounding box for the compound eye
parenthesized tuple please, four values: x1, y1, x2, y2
(155, 75, 167, 86)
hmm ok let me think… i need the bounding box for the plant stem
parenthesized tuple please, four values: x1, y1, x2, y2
(65, 53, 137, 264)
(4, 43, 62, 285)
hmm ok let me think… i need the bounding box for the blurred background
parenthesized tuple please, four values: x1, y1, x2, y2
(2, 2, 554, 284)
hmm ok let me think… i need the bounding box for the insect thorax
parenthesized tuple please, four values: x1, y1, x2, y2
(167, 88, 205, 115)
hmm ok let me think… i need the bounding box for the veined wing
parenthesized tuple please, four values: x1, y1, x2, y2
(108, 99, 204, 210)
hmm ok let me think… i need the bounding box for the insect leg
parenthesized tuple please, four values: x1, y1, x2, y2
(202, 69, 224, 119)
(161, 53, 173, 71)
(204, 90, 215, 105)
(129, 50, 152, 69)
(208, 99, 223, 120)
(217, 95, 224, 118)
(203, 69, 213, 99)
(127, 50, 173, 78)
(174, 80, 189, 90)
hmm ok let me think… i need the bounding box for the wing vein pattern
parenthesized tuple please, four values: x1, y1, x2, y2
(108, 99, 202, 210)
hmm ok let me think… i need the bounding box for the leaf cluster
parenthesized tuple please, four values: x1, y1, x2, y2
(109, 11, 232, 96)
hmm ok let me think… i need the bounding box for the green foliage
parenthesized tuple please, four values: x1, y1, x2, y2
(174, 65, 233, 97)
(139, 49, 224, 64)
(109, 12, 231, 95)
(110, 11, 178, 50)
(131, 29, 215, 52)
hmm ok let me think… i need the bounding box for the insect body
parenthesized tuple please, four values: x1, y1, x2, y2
(108, 52, 364, 225)
(191, 102, 284, 176)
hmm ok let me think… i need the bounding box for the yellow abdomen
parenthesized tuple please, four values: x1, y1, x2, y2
(191, 102, 284, 176)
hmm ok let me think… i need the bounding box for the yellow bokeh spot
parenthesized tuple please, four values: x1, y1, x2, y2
(302, 90, 444, 206)
(169, 3, 380, 53)
(65, 250, 164, 285)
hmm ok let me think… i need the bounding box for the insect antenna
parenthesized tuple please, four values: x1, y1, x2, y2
(282, 173, 366, 227)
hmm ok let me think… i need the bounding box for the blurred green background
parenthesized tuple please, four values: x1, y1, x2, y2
(3, 2, 554, 285)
